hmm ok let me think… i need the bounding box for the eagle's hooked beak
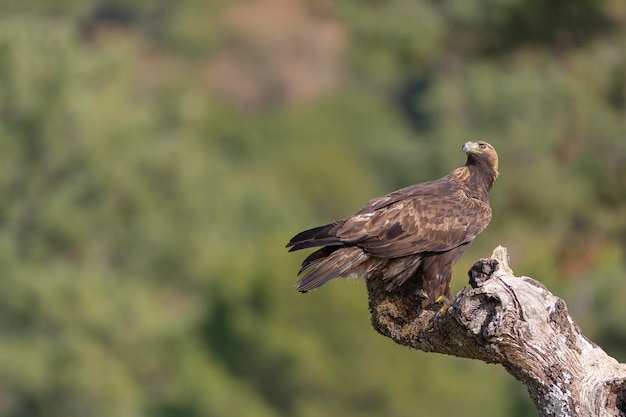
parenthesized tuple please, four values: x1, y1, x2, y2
(462, 141, 479, 154)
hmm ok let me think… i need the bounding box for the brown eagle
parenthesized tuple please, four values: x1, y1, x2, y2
(286, 140, 499, 309)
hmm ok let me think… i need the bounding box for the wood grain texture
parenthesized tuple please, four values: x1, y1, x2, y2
(367, 246, 626, 417)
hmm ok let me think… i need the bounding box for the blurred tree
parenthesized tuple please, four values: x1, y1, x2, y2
(0, 0, 624, 416)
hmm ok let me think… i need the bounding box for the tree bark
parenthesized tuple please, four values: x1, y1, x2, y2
(366, 246, 626, 417)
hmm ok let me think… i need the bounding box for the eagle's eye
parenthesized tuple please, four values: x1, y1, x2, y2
(479, 143, 486, 150)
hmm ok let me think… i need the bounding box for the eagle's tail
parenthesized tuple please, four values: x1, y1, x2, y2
(296, 247, 368, 292)
(286, 223, 342, 252)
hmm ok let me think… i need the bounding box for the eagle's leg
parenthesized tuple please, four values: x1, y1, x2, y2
(422, 282, 455, 317)
(435, 292, 455, 314)
(418, 271, 456, 315)
(418, 292, 452, 310)
(419, 294, 454, 319)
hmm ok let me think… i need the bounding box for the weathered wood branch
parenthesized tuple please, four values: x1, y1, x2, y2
(367, 246, 626, 417)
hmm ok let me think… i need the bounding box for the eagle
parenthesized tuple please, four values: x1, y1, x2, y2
(286, 140, 499, 310)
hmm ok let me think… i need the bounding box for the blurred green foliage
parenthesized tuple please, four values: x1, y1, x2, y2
(0, 0, 625, 416)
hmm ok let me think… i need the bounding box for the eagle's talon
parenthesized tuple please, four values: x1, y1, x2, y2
(432, 293, 455, 318)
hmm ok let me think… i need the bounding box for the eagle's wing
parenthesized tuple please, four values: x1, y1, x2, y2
(335, 182, 492, 258)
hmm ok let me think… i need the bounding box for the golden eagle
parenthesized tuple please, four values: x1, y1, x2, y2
(287, 140, 499, 309)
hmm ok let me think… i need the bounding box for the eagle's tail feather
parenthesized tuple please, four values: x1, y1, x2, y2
(298, 246, 340, 275)
(286, 223, 342, 252)
(296, 247, 367, 292)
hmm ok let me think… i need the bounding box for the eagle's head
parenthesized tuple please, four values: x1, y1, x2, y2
(463, 140, 499, 186)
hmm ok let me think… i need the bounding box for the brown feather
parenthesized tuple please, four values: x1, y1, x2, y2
(288, 140, 499, 305)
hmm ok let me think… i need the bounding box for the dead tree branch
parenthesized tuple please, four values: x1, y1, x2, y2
(366, 246, 626, 417)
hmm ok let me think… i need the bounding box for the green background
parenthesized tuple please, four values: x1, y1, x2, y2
(1, 0, 625, 416)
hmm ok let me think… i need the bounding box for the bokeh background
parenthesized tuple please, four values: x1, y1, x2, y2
(1, 0, 626, 416)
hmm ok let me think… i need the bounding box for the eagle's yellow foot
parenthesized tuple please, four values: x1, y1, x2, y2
(433, 294, 455, 318)
(419, 294, 454, 317)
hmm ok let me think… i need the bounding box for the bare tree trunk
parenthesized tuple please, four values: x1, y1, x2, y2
(367, 246, 626, 417)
